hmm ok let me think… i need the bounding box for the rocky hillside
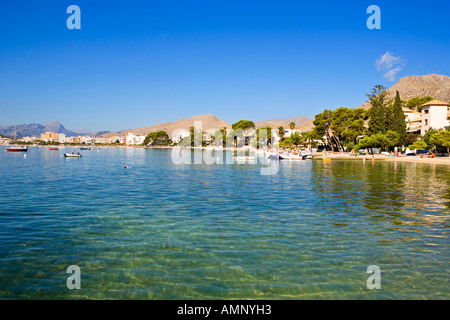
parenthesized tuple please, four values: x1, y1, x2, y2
(255, 116, 314, 132)
(101, 114, 232, 138)
(360, 74, 450, 109)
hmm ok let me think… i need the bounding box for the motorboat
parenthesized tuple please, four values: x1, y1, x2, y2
(64, 152, 82, 158)
(268, 153, 313, 160)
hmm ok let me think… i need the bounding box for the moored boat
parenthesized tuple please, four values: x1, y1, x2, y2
(267, 153, 313, 161)
(7, 146, 28, 152)
(64, 152, 82, 158)
(234, 156, 255, 161)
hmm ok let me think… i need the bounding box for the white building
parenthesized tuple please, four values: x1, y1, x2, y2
(171, 129, 190, 144)
(18, 136, 37, 143)
(108, 136, 124, 144)
(404, 107, 422, 135)
(57, 133, 66, 143)
(284, 129, 302, 137)
(420, 100, 450, 135)
(0, 137, 11, 145)
(124, 132, 146, 145)
(80, 136, 94, 144)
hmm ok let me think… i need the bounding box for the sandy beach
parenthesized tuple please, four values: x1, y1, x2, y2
(313, 153, 450, 165)
(383, 156, 450, 165)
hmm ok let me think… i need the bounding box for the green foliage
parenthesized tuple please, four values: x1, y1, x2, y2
(367, 85, 389, 134)
(343, 141, 358, 151)
(279, 137, 293, 148)
(406, 133, 420, 145)
(408, 141, 427, 150)
(213, 127, 228, 148)
(358, 130, 400, 151)
(255, 127, 273, 147)
(366, 85, 388, 104)
(289, 122, 296, 130)
(232, 120, 255, 131)
(312, 109, 333, 139)
(406, 96, 433, 111)
(369, 99, 387, 134)
(312, 107, 368, 151)
(144, 131, 171, 146)
(291, 132, 302, 146)
(422, 128, 439, 148)
(430, 130, 450, 153)
(278, 127, 285, 140)
(386, 91, 407, 145)
(331, 108, 367, 142)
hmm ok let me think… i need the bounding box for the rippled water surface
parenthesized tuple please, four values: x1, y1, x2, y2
(0, 147, 449, 299)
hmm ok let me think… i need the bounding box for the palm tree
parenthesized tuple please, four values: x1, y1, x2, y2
(278, 126, 285, 141)
(289, 122, 295, 130)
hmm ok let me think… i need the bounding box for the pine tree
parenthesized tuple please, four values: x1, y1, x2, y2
(367, 85, 388, 134)
(369, 99, 386, 134)
(387, 91, 407, 145)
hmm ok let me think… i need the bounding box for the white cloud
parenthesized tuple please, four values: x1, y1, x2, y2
(376, 51, 401, 70)
(383, 67, 402, 82)
(375, 51, 403, 82)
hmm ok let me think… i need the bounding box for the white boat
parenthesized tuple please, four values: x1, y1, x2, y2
(268, 153, 313, 161)
(64, 152, 82, 158)
(234, 156, 255, 161)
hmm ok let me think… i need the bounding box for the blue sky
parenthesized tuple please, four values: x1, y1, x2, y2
(0, 0, 449, 132)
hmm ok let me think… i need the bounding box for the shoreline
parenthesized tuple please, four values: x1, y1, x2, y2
(313, 153, 450, 165)
(6, 145, 450, 165)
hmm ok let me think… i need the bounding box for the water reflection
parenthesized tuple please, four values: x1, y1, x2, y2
(311, 160, 450, 241)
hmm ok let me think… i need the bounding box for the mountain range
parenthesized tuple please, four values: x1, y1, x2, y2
(0, 121, 93, 138)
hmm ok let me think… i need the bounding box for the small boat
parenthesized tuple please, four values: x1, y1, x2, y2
(280, 155, 305, 161)
(234, 156, 255, 161)
(268, 153, 312, 161)
(49, 147, 59, 151)
(79, 147, 92, 150)
(268, 154, 282, 160)
(7, 146, 28, 152)
(64, 152, 82, 158)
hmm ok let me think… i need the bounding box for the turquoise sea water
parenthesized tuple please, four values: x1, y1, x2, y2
(0, 146, 449, 299)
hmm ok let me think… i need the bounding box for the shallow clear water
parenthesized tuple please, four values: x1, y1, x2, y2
(0, 147, 449, 299)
